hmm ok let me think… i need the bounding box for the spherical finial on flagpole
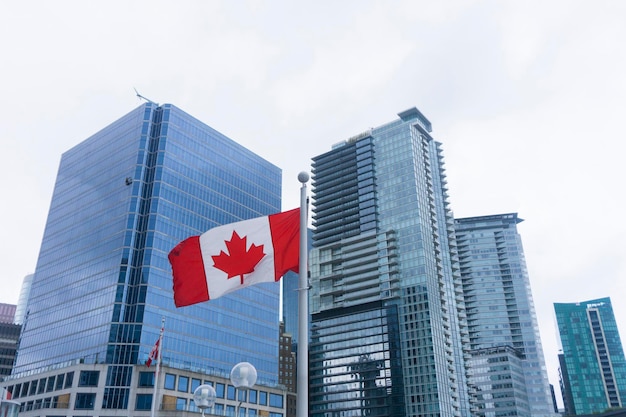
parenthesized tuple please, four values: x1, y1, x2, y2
(298, 171, 309, 183)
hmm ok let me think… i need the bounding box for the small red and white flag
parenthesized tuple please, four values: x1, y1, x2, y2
(169, 208, 300, 307)
(146, 338, 160, 367)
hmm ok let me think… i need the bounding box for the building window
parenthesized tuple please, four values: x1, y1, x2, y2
(214, 403, 224, 415)
(136, 393, 152, 410)
(75, 393, 96, 409)
(176, 397, 187, 410)
(178, 375, 189, 392)
(65, 372, 74, 388)
(237, 389, 246, 402)
(248, 389, 257, 404)
(189, 400, 200, 412)
(269, 393, 283, 408)
(20, 382, 29, 397)
(191, 378, 201, 392)
(138, 371, 155, 387)
(46, 377, 55, 392)
(102, 387, 129, 409)
(227, 405, 236, 417)
(55, 374, 65, 390)
(37, 378, 46, 394)
(259, 391, 267, 405)
(53, 393, 71, 409)
(215, 383, 225, 398)
(164, 373, 176, 390)
(78, 370, 100, 387)
(227, 385, 236, 400)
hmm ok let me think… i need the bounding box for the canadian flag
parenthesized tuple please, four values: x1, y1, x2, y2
(146, 338, 160, 367)
(169, 208, 300, 307)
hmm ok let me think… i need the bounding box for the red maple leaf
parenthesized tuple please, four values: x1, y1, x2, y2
(211, 231, 266, 285)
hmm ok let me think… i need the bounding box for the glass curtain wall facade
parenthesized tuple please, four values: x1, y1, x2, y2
(309, 108, 471, 417)
(13, 103, 283, 410)
(310, 301, 405, 417)
(14, 274, 33, 325)
(454, 214, 555, 417)
(557, 353, 574, 415)
(466, 346, 529, 417)
(554, 297, 626, 415)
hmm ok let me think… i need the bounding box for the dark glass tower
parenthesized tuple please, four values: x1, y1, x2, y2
(555, 297, 626, 415)
(14, 103, 283, 408)
(309, 108, 471, 417)
(455, 214, 555, 417)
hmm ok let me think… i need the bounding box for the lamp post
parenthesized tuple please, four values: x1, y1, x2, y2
(230, 362, 257, 417)
(193, 384, 217, 417)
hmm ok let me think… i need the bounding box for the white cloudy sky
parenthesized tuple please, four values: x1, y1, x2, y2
(1, 0, 625, 405)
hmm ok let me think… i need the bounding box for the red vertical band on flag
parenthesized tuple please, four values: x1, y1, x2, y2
(268, 207, 300, 281)
(169, 236, 210, 307)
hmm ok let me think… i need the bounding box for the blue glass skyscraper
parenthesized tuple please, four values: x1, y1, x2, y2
(455, 214, 555, 417)
(14, 103, 283, 408)
(555, 297, 626, 415)
(309, 108, 471, 417)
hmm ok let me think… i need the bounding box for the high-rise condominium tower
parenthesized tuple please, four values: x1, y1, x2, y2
(14, 103, 283, 405)
(309, 108, 471, 417)
(455, 214, 555, 417)
(555, 297, 626, 415)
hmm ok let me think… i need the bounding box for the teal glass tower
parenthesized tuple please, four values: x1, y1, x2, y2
(309, 108, 471, 417)
(14, 103, 283, 408)
(455, 214, 555, 417)
(555, 297, 626, 415)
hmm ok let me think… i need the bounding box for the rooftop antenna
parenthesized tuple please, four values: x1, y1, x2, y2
(134, 87, 159, 106)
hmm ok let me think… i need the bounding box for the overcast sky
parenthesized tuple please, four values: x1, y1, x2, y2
(1, 0, 625, 406)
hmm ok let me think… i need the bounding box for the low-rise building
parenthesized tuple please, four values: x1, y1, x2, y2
(0, 322, 20, 377)
(1, 359, 287, 416)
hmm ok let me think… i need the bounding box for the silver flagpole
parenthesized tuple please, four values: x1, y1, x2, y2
(151, 317, 165, 417)
(296, 172, 309, 417)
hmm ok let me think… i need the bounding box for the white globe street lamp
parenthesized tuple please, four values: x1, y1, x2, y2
(230, 362, 257, 417)
(193, 384, 217, 417)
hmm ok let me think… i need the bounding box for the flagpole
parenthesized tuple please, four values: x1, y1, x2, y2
(151, 317, 165, 417)
(296, 172, 309, 417)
